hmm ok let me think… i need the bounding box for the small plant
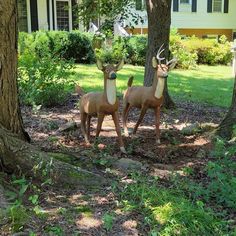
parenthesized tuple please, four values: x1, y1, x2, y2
(102, 212, 115, 231)
(45, 225, 64, 236)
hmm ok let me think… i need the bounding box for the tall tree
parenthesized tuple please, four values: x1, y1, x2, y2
(0, 1, 104, 186)
(144, 0, 174, 108)
(217, 74, 236, 139)
(0, 0, 29, 141)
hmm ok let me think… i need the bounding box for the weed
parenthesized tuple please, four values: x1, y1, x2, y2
(102, 212, 115, 231)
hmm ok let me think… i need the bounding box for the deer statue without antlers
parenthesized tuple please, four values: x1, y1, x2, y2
(79, 59, 126, 153)
(122, 45, 177, 144)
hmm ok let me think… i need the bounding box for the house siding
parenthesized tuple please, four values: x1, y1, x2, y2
(126, 0, 236, 40)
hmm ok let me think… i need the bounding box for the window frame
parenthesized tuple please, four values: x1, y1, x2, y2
(54, 0, 72, 31)
(212, 0, 223, 13)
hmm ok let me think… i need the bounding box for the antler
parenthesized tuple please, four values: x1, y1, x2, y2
(166, 57, 177, 65)
(156, 44, 165, 64)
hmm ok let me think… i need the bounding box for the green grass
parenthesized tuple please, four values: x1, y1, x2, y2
(119, 174, 227, 235)
(70, 64, 234, 108)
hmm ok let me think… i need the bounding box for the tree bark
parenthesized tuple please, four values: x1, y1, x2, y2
(0, 124, 106, 187)
(217, 74, 236, 139)
(0, 1, 105, 187)
(144, 0, 175, 109)
(0, 1, 29, 141)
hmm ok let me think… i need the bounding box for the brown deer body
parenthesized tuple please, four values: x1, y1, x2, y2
(80, 60, 126, 153)
(122, 46, 177, 144)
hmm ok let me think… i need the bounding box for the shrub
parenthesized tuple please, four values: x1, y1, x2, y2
(170, 32, 197, 69)
(183, 36, 232, 65)
(126, 35, 147, 66)
(95, 36, 127, 64)
(18, 34, 74, 107)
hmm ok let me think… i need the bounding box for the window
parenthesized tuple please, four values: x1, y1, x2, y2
(180, 0, 190, 4)
(213, 0, 223, 12)
(56, 1, 69, 30)
(17, 0, 28, 32)
(135, 0, 146, 10)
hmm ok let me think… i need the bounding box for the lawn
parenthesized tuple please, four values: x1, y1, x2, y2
(71, 64, 234, 108)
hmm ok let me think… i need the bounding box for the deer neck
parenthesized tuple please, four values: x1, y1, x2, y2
(152, 76, 165, 99)
(104, 78, 117, 105)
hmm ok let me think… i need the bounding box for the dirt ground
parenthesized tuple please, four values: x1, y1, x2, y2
(1, 95, 227, 235)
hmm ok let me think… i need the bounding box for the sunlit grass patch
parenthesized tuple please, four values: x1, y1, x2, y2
(70, 64, 233, 108)
(119, 175, 226, 235)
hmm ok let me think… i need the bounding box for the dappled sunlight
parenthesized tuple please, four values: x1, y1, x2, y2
(76, 216, 102, 229)
(152, 202, 173, 225)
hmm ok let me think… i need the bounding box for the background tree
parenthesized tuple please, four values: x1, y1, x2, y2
(144, 0, 174, 108)
(76, 0, 140, 31)
(0, 1, 104, 186)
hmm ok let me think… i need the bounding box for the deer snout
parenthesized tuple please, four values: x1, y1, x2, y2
(109, 71, 117, 80)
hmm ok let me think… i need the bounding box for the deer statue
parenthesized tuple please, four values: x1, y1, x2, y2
(122, 45, 177, 144)
(79, 59, 126, 153)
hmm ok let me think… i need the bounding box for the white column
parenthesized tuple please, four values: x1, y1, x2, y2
(26, 0, 31, 33)
(49, 0, 53, 30)
(37, 0, 49, 30)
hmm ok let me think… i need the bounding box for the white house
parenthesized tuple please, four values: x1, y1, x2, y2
(128, 0, 236, 41)
(17, 0, 78, 32)
(18, 0, 236, 41)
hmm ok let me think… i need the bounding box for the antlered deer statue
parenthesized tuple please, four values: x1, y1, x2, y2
(122, 45, 177, 144)
(80, 59, 126, 153)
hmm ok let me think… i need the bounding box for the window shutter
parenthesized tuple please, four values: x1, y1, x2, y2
(224, 0, 229, 13)
(173, 0, 179, 12)
(207, 0, 212, 12)
(192, 0, 197, 12)
(30, 0, 39, 31)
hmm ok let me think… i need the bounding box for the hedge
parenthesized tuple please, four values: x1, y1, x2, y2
(19, 30, 233, 69)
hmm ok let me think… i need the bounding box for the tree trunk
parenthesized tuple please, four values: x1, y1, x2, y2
(0, 1, 105, 187)
(0, 1, 29, 141)
(217, 74, 236, 139)
(0, 124, 106, 186)
(144, 0, 175, 109)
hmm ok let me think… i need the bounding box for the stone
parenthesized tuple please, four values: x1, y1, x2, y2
(59, 121, 77, 132)
(181, 122, 201, 135)
(114, 158, 143, 171)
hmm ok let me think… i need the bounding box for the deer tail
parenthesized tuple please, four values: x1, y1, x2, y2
(127, 76, 134, 87)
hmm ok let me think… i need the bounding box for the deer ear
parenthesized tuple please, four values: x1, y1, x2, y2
(167, 58, 177, 71)
(152, 57, 158, 68)
(116, 59, 124, 71)
(96, 59, 103, 70)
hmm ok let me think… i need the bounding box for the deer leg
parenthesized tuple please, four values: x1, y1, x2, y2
(81, 112, 89, 143)
(86, 115, 91, 141)
(122, 102, 131, 136)
(112, 112, 126, 153)
(95, 113, 105, 138)
(155, 106, 161, 144)
(133, 106, 147, 134)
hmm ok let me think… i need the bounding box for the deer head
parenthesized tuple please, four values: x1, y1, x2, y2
(152, 44, 177, 79)
(96, 59, 124, 104)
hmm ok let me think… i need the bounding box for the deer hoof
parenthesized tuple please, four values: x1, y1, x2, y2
(156, 139, 161, 145)
(120, 147, 127, 154)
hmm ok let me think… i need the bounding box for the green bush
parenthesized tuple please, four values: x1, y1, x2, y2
(19, 31, 95, 64)
(183, 35, 232, 65)
(170, 31, 197, 69)
(126, 35, 147, 66)
(19, 30, 233, 70)
(18, 33, 74, 107)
